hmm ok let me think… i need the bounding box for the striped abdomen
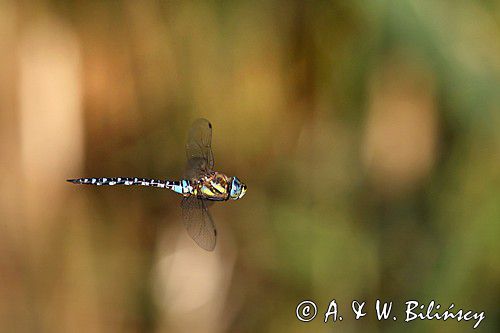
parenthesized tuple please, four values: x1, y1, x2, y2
(67, 177, 193, 195)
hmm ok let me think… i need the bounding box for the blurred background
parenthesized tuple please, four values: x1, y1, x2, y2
(0, 0, 499, 332)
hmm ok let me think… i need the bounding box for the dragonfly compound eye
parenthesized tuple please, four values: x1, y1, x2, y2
(229, 177, 247, 200)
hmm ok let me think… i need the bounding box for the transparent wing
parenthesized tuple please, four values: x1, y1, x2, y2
(180, 196, 216, 251)
(184, 118, 214, 178)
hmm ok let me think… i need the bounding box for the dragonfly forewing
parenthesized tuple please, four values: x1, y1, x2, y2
(185, 118, 214, 178)
(180, 196, 217, 251)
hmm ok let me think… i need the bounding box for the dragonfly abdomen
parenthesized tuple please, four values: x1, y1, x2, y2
(67, 177, 166, 187)
(66, 177, 192, 193)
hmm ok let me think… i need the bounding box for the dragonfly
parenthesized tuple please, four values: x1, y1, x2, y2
(67, 118, 247, 251)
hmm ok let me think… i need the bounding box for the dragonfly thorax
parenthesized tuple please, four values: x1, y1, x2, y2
(188, 172, 246, 201)
(190, 172, 231, 201)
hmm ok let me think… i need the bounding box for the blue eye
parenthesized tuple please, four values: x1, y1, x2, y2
(230, 177, 243, 199)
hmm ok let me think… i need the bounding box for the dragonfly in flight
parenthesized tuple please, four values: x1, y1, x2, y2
(67, 118, 247, 251)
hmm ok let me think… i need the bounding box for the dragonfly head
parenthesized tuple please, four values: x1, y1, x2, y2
(229, 176, 247, 200)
